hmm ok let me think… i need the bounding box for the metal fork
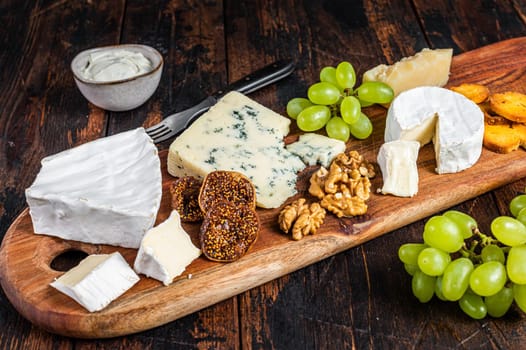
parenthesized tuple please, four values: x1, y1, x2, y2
(145, 60, 295, 143)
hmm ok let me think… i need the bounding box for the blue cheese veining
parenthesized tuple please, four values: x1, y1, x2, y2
(167, 91, 306, 209)
(286, 133, 346, 167)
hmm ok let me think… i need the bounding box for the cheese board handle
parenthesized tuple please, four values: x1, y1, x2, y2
(213, 60, 295, 98)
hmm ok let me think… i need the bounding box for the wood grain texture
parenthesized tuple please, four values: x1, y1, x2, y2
(2, 0, 526, 348)
(1, 38, 525, 339)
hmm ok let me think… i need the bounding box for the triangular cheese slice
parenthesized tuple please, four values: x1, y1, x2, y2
(26, 127, 162, 248)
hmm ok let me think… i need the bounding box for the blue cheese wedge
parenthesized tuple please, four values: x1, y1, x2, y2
(50, 252, 140, 312)
(134, 210, 201, 286)
(385, 87, 483, 174)
(377, 140, 420, 197)
(167, 91, 306, 209)
(25, 128, 162, 248)
(286, 133, 346, 167)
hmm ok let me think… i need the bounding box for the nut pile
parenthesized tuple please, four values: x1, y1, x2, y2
(170, 170, 259, 262)
(279, 150, 375, 240)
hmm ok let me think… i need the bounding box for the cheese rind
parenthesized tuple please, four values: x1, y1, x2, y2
(25, 128, 162, 248)
(286, 133, 346, 167)
(167, 91, 306, 209)
(134, 210, 201, 286)
(377, 140, 420, 197)
(385, 87, 484, 174)
(50, 252, 140, 312)
(363, 48, 453, 98)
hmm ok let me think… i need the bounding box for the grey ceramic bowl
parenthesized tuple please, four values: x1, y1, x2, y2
(71, 44, 163, 112)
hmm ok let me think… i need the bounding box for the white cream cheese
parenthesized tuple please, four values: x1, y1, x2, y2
(377, 140, 420, 197)
(134, 210, 201, 286)
(81, 49, 153, 82)
(50, 252, 140, 312)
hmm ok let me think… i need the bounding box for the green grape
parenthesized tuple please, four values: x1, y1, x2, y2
(404, 263, 419, 276)
(319, 66, 340, 88)
(349, 112, 373, 139)
(325, 117, 350, 142)
(506, 245, 526, 284)
(435, 276, 447, 301)
(484, 286, 513, 318)
(417, 247, 451, 276)
(513, 283, 526, 313)
(441, 257, 474, 301)
(517, 207, 526, 226)
(340, 96, 361, 125)
(286, 97, 313, 120)
(469, 261, 507, 296)
(510, 194, 526, 217)
(480, 244, 505, 264)
(398, 243, 427, 265)
(491, 216, 526, 247)
(307, 82, 341, 105)
(358, 97, 374, 107)
(297, 105, 331, 132)
(412, 270, 435, 303)
(443, 210, 477, 239)
(459, 292, 487, 319)
(355, 81, 394, 104)
(423, 215, 464, 253)
(335, 61, 356, 89)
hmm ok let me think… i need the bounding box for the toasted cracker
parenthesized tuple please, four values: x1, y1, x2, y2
(450, 83, 490, 104)
(489, 91, 526, 123)
(483, 122, 526, 154)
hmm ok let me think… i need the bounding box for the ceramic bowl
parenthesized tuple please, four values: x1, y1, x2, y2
(71, 44, 163, 112)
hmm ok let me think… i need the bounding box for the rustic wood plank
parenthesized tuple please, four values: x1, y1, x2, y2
(1, 0, 526, 348)
(110, 0, 229, 148)
(1, 36, 525, 340)
(231, 0, 526, 348)
(110, 1, 240, 348)
(0, 0, 126, 348)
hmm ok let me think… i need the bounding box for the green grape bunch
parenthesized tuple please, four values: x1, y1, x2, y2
(398, 188, 526, 319)
(286, 61, 394, 142)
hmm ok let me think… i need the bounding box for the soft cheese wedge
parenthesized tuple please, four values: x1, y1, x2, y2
(26, 128, 162, 248)
(286, 133, 346, 167)
(134, 210, 201, 286)
(168, 91, 305, 209)
(377, 140, 420, 197)
(50, 252, 140, 312)
(363, 48, 453, 98)
(385, 87, 484, 174)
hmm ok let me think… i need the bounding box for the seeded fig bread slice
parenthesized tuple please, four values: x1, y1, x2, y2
(198, 170, 257, 213)
(200, 201, 259, 262)
(169, 176, 204, 222)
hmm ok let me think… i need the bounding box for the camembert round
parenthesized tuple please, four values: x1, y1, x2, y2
(385, 86, 484, 174)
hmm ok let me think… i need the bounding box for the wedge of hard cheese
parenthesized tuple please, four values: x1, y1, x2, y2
(26, 128, 162, 248)
(167, 91, 306, 209)
(363, 48, 453, 98)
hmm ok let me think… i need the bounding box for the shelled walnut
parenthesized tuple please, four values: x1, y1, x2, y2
(308, 150, 374, 218)
(278, 198, 326, 240)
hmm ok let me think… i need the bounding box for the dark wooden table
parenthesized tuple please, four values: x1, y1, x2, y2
(1, 1, 526, 348)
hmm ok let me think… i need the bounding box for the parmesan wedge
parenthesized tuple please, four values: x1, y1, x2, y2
(363, 48, 453, 98)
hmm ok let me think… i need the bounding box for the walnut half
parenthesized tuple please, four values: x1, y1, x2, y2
(278, 198, 326, 240)
(308, 150, 374, 218)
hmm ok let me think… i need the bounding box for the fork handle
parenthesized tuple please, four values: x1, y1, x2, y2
(213, 60, 295, 98)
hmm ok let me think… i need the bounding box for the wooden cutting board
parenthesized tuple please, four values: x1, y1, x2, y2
(1, 37, 526, 339)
